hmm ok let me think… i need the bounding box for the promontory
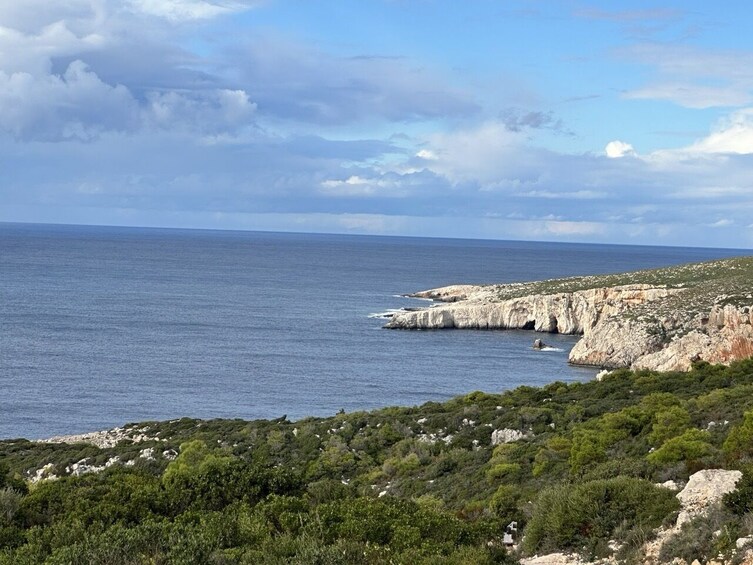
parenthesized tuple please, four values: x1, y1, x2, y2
(385, 256, 753, 372)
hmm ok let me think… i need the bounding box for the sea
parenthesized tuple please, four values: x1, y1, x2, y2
(1, 223, 748, 440)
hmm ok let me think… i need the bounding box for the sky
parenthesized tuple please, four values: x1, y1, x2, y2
(3, 1, 753, 248)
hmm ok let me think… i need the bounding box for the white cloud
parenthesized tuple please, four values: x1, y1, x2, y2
(626, 83, 750, 109)
(415, 149, 437, 160)
(321, 176, 380, 197)
(126, 0, 261, 22)
(684, 109, 753, 154)
(544, 220, 606, 236)
(706, 219, 734, 228)
(518, 190, 607, 200)
(424, 121, 526, 184)
(621, 44, 753, 108)
(319, 174, 415, 198)
(145, 88, 256, 133)
(0, 60, 139, 140)
(0, 20, 106, 75)
(605, 140, 635, 158)
(234, 37, 479, 125)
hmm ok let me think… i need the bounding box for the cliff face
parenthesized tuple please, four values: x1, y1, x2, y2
(631, 304, 753, 371)
(386, 277, 753, 371)
(388, 284, 677, 333)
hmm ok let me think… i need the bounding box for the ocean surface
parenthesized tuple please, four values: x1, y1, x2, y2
(1, 223, 747, 439)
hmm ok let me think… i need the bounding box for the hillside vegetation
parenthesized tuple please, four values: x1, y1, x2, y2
(492, 256, 753, 299)
(5, 360, 753, 562)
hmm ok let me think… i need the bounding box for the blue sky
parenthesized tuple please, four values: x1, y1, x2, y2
(3, 0, 753, 247)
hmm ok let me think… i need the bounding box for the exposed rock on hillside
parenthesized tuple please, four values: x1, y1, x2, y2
(385, 257, 753, 371)
(643, 469, 742, 564)
(39, 425, 161, 448)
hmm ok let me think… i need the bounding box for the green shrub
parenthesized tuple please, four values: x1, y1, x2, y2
(488, 485, 519, 520)
(486, 463, 521, 481)
(659, 506, 738, 564)
(648, 406, 691, 447)
(647, 429, 715, 465)
(724, 411, 753, 461)
(724, 468, 753, 516)
(523, 477, 679, 556)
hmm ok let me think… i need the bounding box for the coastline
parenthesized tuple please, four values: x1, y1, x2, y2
(384, 256, 753, 372)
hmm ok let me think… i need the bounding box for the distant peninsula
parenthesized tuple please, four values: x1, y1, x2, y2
(386, 256, 753, 372)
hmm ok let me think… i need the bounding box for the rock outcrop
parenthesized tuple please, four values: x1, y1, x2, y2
(39, 425, 163, 448)
(675, 468, 742, 527)
(643, 469, 742, 564)
(385, 258, 753, 372)
(491, 428, 529, 445)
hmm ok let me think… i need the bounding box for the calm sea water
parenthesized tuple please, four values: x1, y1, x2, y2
(1, 223, 747, 439)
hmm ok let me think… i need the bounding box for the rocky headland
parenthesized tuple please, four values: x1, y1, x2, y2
(385, 256, 753, 372)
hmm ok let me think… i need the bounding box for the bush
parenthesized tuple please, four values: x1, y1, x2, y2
(724, 411, 753, 461)
(523, 477, 679, 556)
(647, 429, 715, 465)
(659, 505, 738, 564)
(648, 406, 691, 447)
(725, 467, 753, 516)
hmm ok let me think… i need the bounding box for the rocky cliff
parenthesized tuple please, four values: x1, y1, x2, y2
(385, 257, 753, 372)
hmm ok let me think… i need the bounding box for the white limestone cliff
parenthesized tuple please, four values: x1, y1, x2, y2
(386, 283, 753, 372)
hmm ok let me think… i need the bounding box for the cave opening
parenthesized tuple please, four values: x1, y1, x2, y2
(522, 320, 535, 330)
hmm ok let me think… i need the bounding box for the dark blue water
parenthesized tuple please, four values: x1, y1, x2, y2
(1, 223, 747, 439)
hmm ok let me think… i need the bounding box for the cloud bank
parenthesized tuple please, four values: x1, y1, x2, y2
(1, 1, 752, 249)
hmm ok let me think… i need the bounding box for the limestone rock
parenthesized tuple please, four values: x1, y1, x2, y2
(644, 469, 743, 563)
(491, 428, 527, 445)
(595, 369, 608, 381)
(656, 479, 682, 491)
(387, 277, 753, 372)
(569, 316, 664, 368)
(675, 469, 742, 527)
(520, 553, 614, 565)
(29, 463, 57, 483)
(39, 425, 159, 448)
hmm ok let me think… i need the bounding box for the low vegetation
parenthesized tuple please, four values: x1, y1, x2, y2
(5, 359, 753, 562)
(491, 257, 753, 329)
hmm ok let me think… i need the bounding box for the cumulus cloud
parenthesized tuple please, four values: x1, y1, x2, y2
(4, 0, 753, 248)
(423, 121, 527, 184)
(0, 3, 266, 141)
(683, 109, 753, 154)
(0, 3, 477, 140)
(0, 61, 257, 140)
(605, 140, 636, 158)
(0, 61, 139, 140)
(415, 149, 438, 160)
(0, 20, 105, 76)
(145, 88, 256, 134)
